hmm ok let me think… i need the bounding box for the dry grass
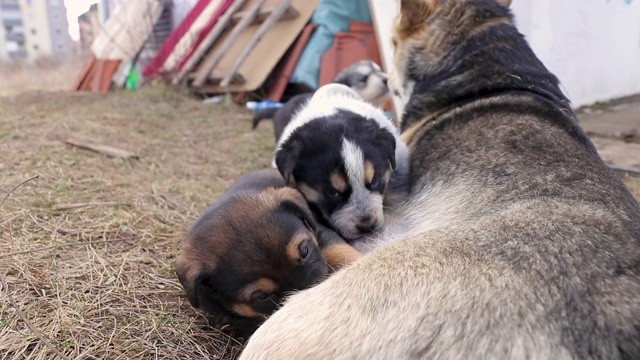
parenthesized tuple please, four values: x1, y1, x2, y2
(0, 57, 88, 97)
(0, 87, 274, 359)
(1, 81, 639, 360)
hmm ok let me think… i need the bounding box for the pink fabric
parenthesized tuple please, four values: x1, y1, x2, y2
(143, 0, 235, 78)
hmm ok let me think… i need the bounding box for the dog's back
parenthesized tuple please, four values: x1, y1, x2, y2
(240, 0, 640, 358)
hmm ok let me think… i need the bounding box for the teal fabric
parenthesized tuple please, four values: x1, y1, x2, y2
(290, 0, 372, 89)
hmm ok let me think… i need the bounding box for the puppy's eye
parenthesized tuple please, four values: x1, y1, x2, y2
(327, 189, 341, 198)
(299, 242, 309, 259)
(251, 291, 272, 302)
(370, 177, 380, 189)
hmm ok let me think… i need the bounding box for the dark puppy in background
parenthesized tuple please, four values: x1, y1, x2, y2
(252, 60, 391, 143)
(274, 83, 410, 242)
(175, 169, 330, 337)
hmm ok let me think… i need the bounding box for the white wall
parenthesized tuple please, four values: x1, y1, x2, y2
(510, 0, 640, 107)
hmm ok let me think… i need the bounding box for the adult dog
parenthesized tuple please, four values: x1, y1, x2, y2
(251, 60, 391, 143)
(240, 0, 640, 358)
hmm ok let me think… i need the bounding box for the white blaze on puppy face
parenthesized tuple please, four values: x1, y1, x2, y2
(276, 83, 398, 152)
(330, 139, 384, 240)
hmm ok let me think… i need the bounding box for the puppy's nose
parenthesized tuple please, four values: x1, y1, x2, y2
(356, 215, 377, 234)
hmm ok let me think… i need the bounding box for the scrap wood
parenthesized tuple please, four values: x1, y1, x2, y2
(143, 0, 231, 78)
(192, 0, 267, 87)
(191, 0, 320, 94)
(72, 56, 97, 91)
(91, 0, 163, 60)
(229, 4, 299, 25)
(220, 0, 294, 87)
(64, 139, 139, 160)
(266, 23, 317, 101)
(173, 0, 249, 85)
(73, 57, 122, 93)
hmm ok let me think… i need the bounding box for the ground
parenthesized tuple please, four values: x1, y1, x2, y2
(1, 61, 639, 360)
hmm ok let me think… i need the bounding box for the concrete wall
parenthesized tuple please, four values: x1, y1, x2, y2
(511, 0, 640, 107)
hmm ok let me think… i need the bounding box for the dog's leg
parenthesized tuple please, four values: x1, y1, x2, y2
(316, 224, 362, 270)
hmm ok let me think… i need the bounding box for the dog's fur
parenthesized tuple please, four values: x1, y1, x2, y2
(252, 60, 391, 143)
(240, 0, 640, 358)
(274, 83, 410, 241)
(174, 169, 329, 337)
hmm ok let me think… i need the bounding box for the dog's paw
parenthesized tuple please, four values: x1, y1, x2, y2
(315, 223, 362, 270)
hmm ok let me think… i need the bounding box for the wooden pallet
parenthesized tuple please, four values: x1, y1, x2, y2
(180, 0, 312, 92)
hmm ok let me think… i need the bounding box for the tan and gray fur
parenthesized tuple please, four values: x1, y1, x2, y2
(240, 0, 640, 358)
(252, 60, 391, 143)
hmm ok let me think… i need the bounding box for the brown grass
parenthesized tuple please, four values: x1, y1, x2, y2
(1, 83, 639, 360)
(0, 86, 274, 359)
(0, 57, 87, 97)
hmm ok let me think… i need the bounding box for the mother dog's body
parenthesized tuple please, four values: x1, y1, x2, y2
(240, 0, 640, 358)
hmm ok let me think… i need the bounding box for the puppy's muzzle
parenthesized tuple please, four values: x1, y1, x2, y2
(355, 215, 378, 234)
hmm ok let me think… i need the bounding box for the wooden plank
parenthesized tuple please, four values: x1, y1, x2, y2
(143, 0, 230, 78)
(207, 73, 246, 85)
(191, 0, 266, 87)
(220, 0, 293, 87)
(73, 57, 96, 91)
(173, 0, 249, 86)
(230, 5, 298, 26)
(90, 60, 105, 92)
(266, 23, 317, 101)
(368, 0, 404, 120)
(64, 139, 139, 159)
(191, 0, 320, 94)
(98, 60, 122, 93)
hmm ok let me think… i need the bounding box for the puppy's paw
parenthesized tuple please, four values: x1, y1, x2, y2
(316, 224, 362, 271)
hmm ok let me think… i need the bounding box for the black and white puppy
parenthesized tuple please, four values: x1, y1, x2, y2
(252, 60, 391, 143)
(274, 83, 410, 241)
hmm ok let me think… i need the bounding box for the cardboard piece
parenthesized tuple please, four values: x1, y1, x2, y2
(192, 0, 320, 94)
(91, 0, 163, 60)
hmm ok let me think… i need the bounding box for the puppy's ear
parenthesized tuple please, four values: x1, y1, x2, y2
(188, 273, 229, 319)
(280, 190, 317, 231)
(375, 128, 398, 170)
(275, 141, 302, 186)
(496, 0, 512, 8)
(398, 0, 437, 34)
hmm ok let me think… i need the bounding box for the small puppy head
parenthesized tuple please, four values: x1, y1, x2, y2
(333, 60, 391, 108)
(275, 84, 399, 240)
(175, 187, 328, 337)
(390, 0, 513, 102)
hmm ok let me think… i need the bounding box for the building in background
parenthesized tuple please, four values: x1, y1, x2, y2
(0, 0, 26, 59)
(0, 0, 71, 60)
(18, 0, 71, 59)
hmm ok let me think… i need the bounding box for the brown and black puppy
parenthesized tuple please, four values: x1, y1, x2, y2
(175, 169, 334, 337)
(242, 0, 640, 358)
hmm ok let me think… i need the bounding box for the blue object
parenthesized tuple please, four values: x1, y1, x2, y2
(246, 100, 285, 111)
(290, 0, 372, 90)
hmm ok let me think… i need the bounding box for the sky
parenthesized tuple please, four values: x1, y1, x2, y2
(64, 0, 99, 41)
